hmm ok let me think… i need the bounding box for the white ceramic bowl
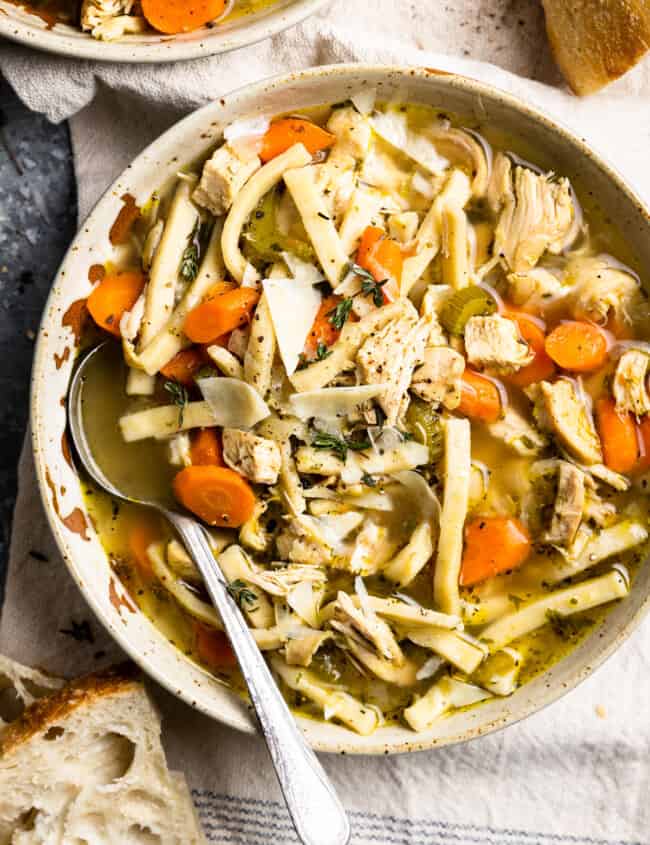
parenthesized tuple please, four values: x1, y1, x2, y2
(0, 0, 327, 62)
(31, 64, 650, 754)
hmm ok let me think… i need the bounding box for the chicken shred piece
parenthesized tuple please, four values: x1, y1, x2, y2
(539, 379, 603, 465)
(613, 349, 650, 417)
(192, 143, 261, 217)
(326, 106, 372, 161)
(222, 429, 281, 485)
(464, 314, 534, 373)
(356, 302, 428, 426)
(411, 347, 465, 409)
(566, 256, 649, 333)
(333, 591, 404, 664)
(507, 268, 563, 312)
(544, 461, 586, 546)
(489, 154, 575, 272)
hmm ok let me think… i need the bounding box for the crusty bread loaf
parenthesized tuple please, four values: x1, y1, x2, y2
(542, 0, 650, 95)
(0, 659, 206, 845)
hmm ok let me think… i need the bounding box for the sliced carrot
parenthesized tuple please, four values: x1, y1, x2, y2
(87, 270, 145, 337)
(504, 310, 556, 388)
(595, 397, 638, 474)
(303, 294, 344, 359)
(128, 515, 162, 579)
(260, 118, 335, 163)
(173, 465, 256, 527)
(141, 0, 225, 34)
(457, 369, 502, 423)
(190, 428, 223, 466)
(160, 347, 207, 387)
(194, 622, 237, 670)
(355, 225, 403, 302)
(184, 287, 260, 345)
(356, 226, 384, 267)
(545, 321, 608, 373)
(460, 517, 531, 587)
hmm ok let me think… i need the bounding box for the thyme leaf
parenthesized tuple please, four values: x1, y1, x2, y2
(227, 579, 258, 610)
(316, 341, 332, 361)
(327, 297, 354, 330)
(179, 220, 200, 282)
(164, 380, 189, 427)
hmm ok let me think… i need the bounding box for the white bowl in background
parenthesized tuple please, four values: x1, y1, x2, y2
(31, 64, 650, 753)
(0, 0, 328, 63)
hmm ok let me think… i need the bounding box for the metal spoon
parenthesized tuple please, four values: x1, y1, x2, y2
(67, 342, 350, 845)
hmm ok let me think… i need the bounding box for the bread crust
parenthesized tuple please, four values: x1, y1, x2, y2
(542, 0, 650, 95)
(0, 661, 141, 756)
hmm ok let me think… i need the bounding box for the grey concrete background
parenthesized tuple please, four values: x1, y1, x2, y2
(0, 75, 77, 603)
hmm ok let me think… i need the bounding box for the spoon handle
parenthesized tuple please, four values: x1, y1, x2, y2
(167, 513, 351, 845)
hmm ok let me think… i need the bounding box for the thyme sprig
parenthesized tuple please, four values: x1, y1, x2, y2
(312, 430, 372, 462)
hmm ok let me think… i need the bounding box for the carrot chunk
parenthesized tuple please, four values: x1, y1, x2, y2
(141, 0, 225, 33)
(355, 225, 403, 301)
(160, 347, 207, 387)
(457, 369, 503, 423)
(260, 118, 335, 163)
(545, 321, 608, 372)
(595, 397, 639, 474)
(190, 428, 223, 466)
(303, 294, 344, 359)
(504, 310, 556, 388)
(460, 517, 531, 586)
(87, 270, 145, 337)
(184, 287, 259, 345)
(173, 465, 256, 527)
(194, 622, 237, 670)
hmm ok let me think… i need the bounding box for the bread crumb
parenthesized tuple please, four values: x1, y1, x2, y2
(595, 704, 607, 719)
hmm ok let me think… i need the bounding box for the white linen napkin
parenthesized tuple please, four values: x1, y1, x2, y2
(2, 3, 650, 843)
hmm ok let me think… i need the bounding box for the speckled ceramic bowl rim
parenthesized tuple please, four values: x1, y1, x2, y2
(0, 0, 328, 63)
(31, 64, 650, 754)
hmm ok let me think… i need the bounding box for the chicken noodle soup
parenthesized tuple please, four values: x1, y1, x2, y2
(79, 96, 650, 735)
(10, 0, 276, 41)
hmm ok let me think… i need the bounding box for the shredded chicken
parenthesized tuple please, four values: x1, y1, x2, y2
(539, 379, 603, 465)
(544, 461, 586, 546)
(276, 516, 334, 567)
(566, 256, 649, 332)
(613, 349, 650, 416)
(356, 303, 428, 425)
(419, 284, 451, 347)
(222, 429, 281, 485)
(411, 347, 465, 409)
(464, 314, 534, 373)
(489, 154, 575, 271)
(507, 268, 563, 312)
(327, 106, 373, 161)
(80, 0, 145, 39)
(487, 407, 547, 456)
(192, 144, 261, 217)
(332, 590, 403, 663)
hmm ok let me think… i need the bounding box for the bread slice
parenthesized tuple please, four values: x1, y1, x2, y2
(0, 660, 206, 845)
(542, 0, 650, 95)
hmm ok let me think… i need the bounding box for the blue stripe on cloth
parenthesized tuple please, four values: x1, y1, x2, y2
(192, 791, 643, 845)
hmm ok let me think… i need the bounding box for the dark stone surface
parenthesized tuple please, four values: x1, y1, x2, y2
(0, 76, 77, 603)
